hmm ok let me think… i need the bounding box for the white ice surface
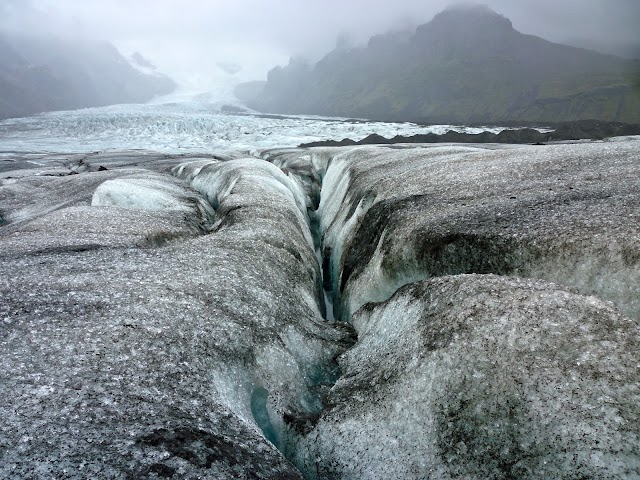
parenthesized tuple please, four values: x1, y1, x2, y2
(173, 158, 315, 248)
(92, 176, 213, 218)
(0, 102, 527, 156)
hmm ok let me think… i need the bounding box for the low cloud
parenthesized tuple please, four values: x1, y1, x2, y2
(2, 0, 638, 89)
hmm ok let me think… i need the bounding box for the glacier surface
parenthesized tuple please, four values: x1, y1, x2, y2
(297, 274, 640, 479)
(0, 103, 519, 156)
(312, 142, 640, 321)
(0, 104, 638, 478)
(0, 151, 353, 478)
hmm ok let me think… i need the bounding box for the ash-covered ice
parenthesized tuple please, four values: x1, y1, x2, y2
(1, 137, 639, 478)
(295, 275, 640, 479)
(0, 151, 353, 478)
(312, 142, 640, 321)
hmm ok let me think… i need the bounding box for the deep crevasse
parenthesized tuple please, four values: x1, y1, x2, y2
(0, 150, 353, 479)
(262, 141, 640, 479)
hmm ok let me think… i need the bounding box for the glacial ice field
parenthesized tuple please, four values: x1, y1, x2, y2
(1, 102, 639, 479)
(0, 101, 515, 156)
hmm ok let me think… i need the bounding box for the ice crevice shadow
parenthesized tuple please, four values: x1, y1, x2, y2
(170, 152, 356, 462)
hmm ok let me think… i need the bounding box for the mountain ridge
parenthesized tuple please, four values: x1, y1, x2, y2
(247, 5, 640, 123)
(0, 32, 176, 120)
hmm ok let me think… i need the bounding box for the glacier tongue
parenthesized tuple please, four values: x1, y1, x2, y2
(0, 105, 510, 155)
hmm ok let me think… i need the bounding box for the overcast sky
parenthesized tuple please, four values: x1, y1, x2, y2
(1, 0, 638, 92)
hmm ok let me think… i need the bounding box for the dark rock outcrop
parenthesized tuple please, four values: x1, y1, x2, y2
(299, 120, 640, 147)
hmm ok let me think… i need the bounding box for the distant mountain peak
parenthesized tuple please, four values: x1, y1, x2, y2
(429, 3, 513, 30)
(442, 3, 499, 14)
(250, 5, 640, 124)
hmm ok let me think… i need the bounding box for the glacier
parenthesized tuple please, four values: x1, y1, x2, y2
(1, 149, 353, 478)
(0, 103, 525, 156)
(297, 274, 640, 479)
(312, 142, 640, 321)
(0, 105, 639, 479)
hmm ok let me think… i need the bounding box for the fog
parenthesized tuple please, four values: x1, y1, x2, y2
(1, 0, 638, 92)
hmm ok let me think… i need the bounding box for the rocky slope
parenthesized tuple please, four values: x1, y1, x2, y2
(249, 5, 640, 123)
(0, 33, 175, 120)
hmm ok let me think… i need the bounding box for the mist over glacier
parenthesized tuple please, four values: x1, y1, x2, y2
(1, 0, 638, 96)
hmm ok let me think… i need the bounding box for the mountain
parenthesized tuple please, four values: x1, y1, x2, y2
(565, 38, 640, 60)
(249, 5, 640, 123)
(0, 33, 176, 120)
(234, 80, 267, 104)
